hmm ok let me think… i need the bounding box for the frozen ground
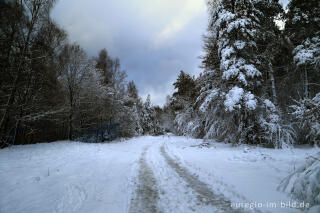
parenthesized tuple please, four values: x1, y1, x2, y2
(0, 135, 318, 213)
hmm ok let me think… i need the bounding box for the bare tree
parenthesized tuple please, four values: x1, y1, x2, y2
(0, 0, 66, 146)
(58, 44, 89, 140)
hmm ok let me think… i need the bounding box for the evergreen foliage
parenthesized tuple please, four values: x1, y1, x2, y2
(167, 0, 320, 148)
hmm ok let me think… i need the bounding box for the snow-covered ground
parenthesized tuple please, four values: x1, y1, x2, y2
(0, 136, 318, 213)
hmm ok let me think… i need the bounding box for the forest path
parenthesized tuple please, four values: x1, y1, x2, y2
(129, 146, 161, 213)
(129, 137, 246, 213)
(159, 144, 245, 213)
(3, 135, 304, 213)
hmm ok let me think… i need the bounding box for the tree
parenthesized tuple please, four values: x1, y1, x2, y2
(96, 48, 114, 85)
(285, 0, 320, 46)
(291, 93, 320, 146)
(173, 70, 196, 98)
(202, 0, 267, 144)
(0, 1, 148, 146)
(127, 81, 138, 99)
(139, 95, 162, 135)
(0, 0, 67, 146)
(58, 44, 89, 140)
(173, 0, 294, 147)
(285, 0, 320, 100)
(283, 0, 320, 145)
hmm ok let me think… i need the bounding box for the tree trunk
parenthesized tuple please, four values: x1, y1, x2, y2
(1, 1, 41, 140)
(68, 90, 74, 140)
(304, 68, 309, 99)
(68, 110, 73, 140)
(100, 116, 104, 142)
(0, 74, 20, 133)
(269, 63, 278, 105)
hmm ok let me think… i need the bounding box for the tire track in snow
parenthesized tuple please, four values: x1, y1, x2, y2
(160, 145, 245, 213)
(130, 146, 161, 213)
(55, 184, 87, 213)
(148, 142, 222, 213)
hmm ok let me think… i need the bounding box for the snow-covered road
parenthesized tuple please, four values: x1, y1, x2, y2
(0, 136, 317, 213)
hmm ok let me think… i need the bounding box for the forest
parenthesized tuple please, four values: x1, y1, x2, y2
(0, 0, 164, 147)
(1, 0, 319, 148)
(1, 0, 320, 212)
(167, 0, 320, 148)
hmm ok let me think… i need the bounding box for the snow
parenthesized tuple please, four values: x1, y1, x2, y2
(293, 36, 320, 67)
(224, 87, 258, 112)
(308, 205, 320, 213)
(244, 92, 257, 110)
(293, 45, 315, 66)
(221, 46, 235, 60)
(244, 64, 261, 78)
(165, 137, 319, 213)
(278, 152, 320, 207)
(224, 86, 244, 111)
(215, 9, 235, 27)
(264, 99, 276, 111)
(1, 136, 318, 213)
(234, 40, 246, 50)
(199, 89, 219, 113)
(227, 18, 251, 33)
(221, 64, 240, 81)
(0, 138, 147, 213)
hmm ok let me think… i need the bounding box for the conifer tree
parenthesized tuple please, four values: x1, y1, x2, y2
(286, 0, 320, 99)
(286, 0, 320, 145)
(286, 0, 320, 46)
(198, 0, 291, 146)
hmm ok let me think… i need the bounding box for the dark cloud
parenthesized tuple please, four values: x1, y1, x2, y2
(52, 0, 207, 106)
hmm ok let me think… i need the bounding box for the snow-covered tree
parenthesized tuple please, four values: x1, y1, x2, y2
(127, 81, 139, 99)
(58, 44, 90, 140)
(96, 48, 114, 85)
(0, 0, 68, 146)
(291, 93, 320, 146)
(286, 0, 320, 99)
(169, 70, 201, 137)
(139, 95, 162, 135)
(200, 0, 287, 145)
(292, 36, 320, 99)
(173, 70, 196, 98)
(285, 0, 320, 47)
(283, 0, 320, 145)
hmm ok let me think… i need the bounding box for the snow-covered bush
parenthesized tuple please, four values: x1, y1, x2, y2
(291, 93, 320, 146)
(174, 110, 203, 138)
(259, 99, 296, 148)
(278, 152, 320, 208)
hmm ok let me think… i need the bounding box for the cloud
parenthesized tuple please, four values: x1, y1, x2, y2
(153, 0, 206, 48)
(51, 0, 207, 106)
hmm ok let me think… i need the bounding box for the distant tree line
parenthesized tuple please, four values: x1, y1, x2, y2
(0, 0, 162, 147)
(167, 0, 320, 148)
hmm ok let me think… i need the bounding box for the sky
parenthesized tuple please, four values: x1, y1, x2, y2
(51, 0, 289, 106)
(51, 0, 208, 106)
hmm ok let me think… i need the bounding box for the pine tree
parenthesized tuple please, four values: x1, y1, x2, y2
(173, 70, 196, 98)
(96, 48, 114, 85)
(139, 95, 162, 135)
(285, 0, 320, 145)
(286, 0, 320, 46)
(198, 0, 292, 146)
(127, 81, 139, 99)
(286, 0, 320, 99)
(207, 0, 265, 143)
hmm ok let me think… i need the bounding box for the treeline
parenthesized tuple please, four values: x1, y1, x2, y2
(166, 0, 320, 148)
(0, 0, 162, 147)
